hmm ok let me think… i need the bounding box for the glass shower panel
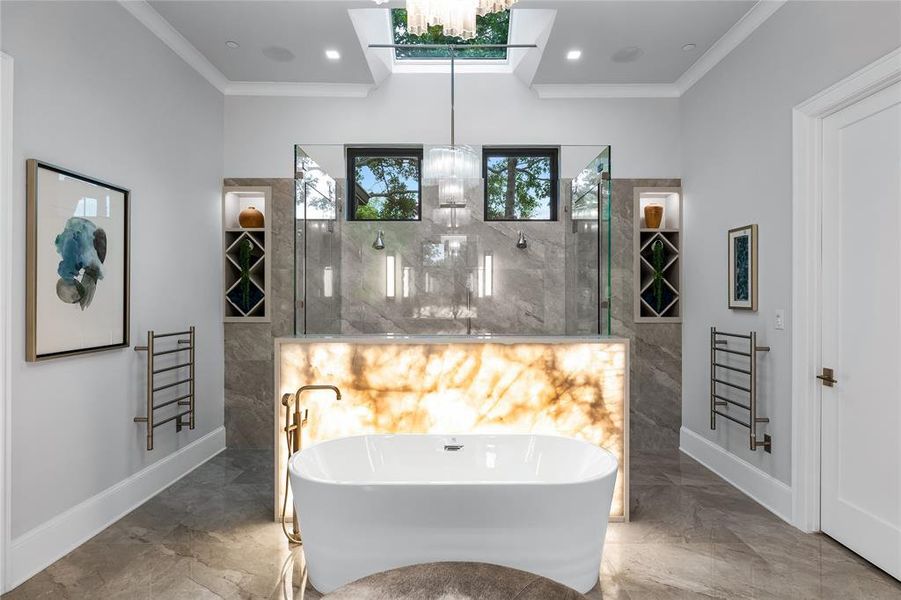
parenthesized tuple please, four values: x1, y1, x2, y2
(565, 146, 611, 334)
(295, 146, 342, 334)
(295, 144, 611, 336)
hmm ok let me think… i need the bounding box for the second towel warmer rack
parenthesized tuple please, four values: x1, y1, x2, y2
(134, 327, 196, 450)
(709, 327, 771, 452)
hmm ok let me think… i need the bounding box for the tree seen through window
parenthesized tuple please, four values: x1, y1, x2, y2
(348, 149, 422, 220)
(484, 149, 558, 220)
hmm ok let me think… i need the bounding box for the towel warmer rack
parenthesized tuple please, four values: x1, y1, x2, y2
(134, 327, 195, 450)
(709, 327, 771, 452)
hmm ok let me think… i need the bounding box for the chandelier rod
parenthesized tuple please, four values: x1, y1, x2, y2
(369, 43, 538, 146)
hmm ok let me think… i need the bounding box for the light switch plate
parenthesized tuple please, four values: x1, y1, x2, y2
(775, 309, 785, 330)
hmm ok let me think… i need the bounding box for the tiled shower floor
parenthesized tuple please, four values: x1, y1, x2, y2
(4, 449, 899, 599)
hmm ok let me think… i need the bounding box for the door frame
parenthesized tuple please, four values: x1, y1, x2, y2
(791, 47, 901, 533)
(0, 50, 13, 593)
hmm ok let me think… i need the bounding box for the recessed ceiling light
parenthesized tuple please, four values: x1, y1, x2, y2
(682, 43, 697, 52)
(566, 49, 582, 61)
(225, 40, 240, 49)
(325, 49, 341, 60)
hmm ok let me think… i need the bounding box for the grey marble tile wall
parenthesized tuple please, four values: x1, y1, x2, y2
(314, 179, 578, 336)
(610, 179, 683, 451)
(223, 178, 295, 450)
(222, 177, 682, 452)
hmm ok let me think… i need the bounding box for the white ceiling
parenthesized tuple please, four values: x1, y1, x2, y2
(149, 0, 377, 84)
(528, 1, 756, 84)
(140, 0, 768, 93)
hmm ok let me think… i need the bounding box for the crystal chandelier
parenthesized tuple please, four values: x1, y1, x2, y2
(405, 0, 517, 40)
(424, 145, 480, 207)
(423, 146, 480, 179)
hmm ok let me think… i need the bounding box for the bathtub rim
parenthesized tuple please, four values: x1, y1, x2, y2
(289, 432, 619, 488)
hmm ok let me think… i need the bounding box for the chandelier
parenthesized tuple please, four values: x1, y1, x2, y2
(404, 0, 517, 40)
(423, 145, 480, 206)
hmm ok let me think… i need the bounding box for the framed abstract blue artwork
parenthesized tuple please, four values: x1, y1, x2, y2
(26, 159, 130, 361)
(728, 224, 757, 311)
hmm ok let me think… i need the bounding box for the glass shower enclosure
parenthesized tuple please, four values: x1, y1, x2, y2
(294, 144, 611, 336)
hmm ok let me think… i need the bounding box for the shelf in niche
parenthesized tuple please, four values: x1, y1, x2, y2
(634, 187, 682, 323)
(223, 186, 271, 323)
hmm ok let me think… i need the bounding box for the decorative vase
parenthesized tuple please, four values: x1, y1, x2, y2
(644, 204, 664, 229)
(239, 206, 264, 228)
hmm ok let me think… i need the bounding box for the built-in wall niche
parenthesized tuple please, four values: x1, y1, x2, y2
(223, 186, 271, 322)
(634, 187, 681, 322)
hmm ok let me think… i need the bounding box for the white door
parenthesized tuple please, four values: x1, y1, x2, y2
(820, 80, 901, 580)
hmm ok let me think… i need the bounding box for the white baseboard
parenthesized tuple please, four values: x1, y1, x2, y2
(679, 426, 793, 524)
(5, 426, 226, 592)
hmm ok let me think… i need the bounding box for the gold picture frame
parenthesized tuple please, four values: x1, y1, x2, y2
(727, 224, 757, 311)
(26, 159, 130, 361)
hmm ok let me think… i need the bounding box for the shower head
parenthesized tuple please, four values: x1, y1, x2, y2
(516, 231, 527, 250)
(372, 229, 385, 250)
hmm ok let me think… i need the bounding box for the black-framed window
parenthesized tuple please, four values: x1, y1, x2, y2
(483, 147, 559, 221)
(347, 147, 422, 221)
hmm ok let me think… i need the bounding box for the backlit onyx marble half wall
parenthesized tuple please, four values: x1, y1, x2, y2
(276, 338, 628, 520)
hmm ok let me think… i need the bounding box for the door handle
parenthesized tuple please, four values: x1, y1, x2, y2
(817, 367, 837, 387)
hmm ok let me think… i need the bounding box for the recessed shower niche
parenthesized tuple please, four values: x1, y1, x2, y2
(294, 144, 611, 336)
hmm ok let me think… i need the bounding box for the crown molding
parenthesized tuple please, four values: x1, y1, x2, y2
(675, 0, 786, 95)
(793, 46, 901, 117)
(532, 83, 680, 99)
(119, 0, 228, 93)
(224, 81, 374, 98)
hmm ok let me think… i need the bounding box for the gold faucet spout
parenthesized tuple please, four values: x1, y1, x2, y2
(284, 384, 342, 407)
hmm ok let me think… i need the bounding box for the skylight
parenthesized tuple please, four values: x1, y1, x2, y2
(391, 9, 510, 60)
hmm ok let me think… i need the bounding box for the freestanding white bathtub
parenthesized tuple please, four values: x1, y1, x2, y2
(289, 433, 618, 594)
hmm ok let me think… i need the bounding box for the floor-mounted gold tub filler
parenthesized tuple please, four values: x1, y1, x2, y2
(281, 384, 343, 544)
(274, 337, 630, 524)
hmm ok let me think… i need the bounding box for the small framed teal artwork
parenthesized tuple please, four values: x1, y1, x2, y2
(728, 224, 757, 311)
(26, 159, 130, 361)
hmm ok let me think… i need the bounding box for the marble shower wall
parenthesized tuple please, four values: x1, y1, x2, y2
(222, 177, 681, 452)
(611, 179, 683, 451)
(302, 179, 595, 336)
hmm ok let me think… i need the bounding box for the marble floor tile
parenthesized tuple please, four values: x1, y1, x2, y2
(4, 448, 899, 600)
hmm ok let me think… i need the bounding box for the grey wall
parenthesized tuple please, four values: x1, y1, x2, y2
(224, 76, 680, 180)
(680, 1, 901, 484)
(2, 1, 225, 537)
